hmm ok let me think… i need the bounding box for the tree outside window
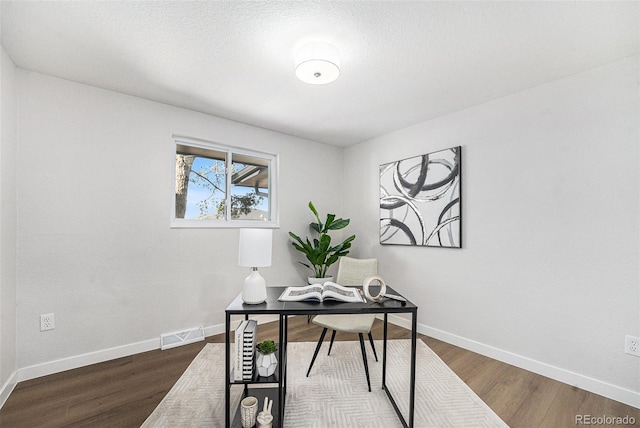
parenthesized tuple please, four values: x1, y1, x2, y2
(172, 138, 277, 227)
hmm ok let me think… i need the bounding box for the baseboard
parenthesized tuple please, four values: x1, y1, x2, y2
(0, 370, 18, 409)
(419, 324, 640, 410)
(7, 314, 638, 411)
(17, 337, 161, 383)
(16, 314, 280, 385)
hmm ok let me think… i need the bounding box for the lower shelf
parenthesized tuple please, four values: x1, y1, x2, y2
(232, 386, 280, 428)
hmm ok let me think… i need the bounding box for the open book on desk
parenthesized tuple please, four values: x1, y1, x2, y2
(278, 282, 366, 303)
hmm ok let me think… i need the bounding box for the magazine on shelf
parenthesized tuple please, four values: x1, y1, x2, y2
(234, 319, 257, 381)
(242, 319, 257, 380)
(278, 282, 366, 303)
(234, 320, 248, 380)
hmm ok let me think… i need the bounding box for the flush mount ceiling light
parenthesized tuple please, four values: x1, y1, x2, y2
(295, 41, 340, 85)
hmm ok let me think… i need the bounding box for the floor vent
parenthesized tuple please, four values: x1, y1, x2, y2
(161, 326, 205, 350)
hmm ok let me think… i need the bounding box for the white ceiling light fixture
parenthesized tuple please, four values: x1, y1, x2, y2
(295, 41, 340, 85)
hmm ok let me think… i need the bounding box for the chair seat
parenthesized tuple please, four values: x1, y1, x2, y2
(312, 314, 376, 333)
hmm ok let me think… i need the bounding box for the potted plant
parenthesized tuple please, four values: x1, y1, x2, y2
(289, 201, 356, 283)
(256, 339, 278, 377)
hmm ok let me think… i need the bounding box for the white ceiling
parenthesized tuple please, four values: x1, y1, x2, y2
(2, 1, 638, 146)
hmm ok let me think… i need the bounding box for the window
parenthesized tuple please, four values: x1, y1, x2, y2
(172, 137, 278, 228)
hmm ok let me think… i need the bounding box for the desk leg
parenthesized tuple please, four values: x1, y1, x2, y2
(284, 315, 288, 416)
(409, 310, 417, 428)
(383, 313, 388, 387)
(279, 314, 289, 426)
(225, 312, 231, 428)
(382, 310, 416, 428)
(278, 314, 282, 427)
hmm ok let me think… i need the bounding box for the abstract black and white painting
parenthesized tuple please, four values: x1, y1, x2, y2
(380, 146, 461, 248)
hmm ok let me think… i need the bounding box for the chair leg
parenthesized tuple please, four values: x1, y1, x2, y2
(306, 328, 328, 377)
(358, 333, 372, 392)
(327, 330, 337, 356)
(368, 332, 378, 362)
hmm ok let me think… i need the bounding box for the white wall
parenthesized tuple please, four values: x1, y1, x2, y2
(344, 56, 640, 406)
(0, 45, 18, 404)
(5, 50, 639, 408)
(15, 70, 344, 371)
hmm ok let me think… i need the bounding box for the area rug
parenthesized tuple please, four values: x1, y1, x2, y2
(142, 340, 508, 427)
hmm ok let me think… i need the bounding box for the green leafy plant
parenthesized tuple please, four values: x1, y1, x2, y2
(256, 339, 277, 355)
(288, 201, 356, 278)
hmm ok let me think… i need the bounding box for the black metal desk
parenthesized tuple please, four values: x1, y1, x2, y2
(225, 286, 418, 427)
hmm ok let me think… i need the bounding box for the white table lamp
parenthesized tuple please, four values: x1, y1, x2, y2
(238, 228, 272, 304)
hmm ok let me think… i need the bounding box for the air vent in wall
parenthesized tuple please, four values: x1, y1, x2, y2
(160, 326, 205, 350)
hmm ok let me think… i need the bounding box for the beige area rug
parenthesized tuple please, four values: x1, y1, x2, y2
(142, 340, 508, 427)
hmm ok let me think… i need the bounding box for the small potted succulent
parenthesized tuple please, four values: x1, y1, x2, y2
(289, 201, 356, 283)
(256, 340, 278, 377)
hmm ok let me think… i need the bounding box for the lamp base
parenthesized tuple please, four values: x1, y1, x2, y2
(242, 268, 267, 304)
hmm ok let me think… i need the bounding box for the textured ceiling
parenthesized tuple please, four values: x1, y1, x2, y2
(2, 1, 638, 146)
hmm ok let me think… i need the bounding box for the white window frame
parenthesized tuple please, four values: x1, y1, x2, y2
(171, 136, 279, 228)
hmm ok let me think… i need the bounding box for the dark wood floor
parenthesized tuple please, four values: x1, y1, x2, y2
(1, 317, 638, 427)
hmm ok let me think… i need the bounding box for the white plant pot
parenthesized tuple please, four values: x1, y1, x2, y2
(256, 352, 278, 377)
(308, 276, 333, 285)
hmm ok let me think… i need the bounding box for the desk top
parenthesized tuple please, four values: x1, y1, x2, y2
(226, 286, 417, 315)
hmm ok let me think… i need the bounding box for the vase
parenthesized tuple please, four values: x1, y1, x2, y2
(307, 276, 333, 285)
(241, 396, 258, 428)
(256, 352, 278, 377)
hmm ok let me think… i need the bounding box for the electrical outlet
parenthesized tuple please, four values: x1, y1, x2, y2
(624, 335, 640, 356)
(40, 313, 55, 331)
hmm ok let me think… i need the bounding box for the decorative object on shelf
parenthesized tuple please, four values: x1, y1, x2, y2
(380, 146, 462, 248)
(238, 228, 273, 304)
(256, 340, 278, 377)
(289, 201, 356, 282)
(257, 397, 274, 428)
(240, 396, 259, 428)
(295, 41, 340, 85)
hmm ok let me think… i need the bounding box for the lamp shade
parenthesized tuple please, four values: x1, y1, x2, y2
(238, 228, 272, 267)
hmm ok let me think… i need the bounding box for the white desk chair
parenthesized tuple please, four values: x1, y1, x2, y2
(306, 257, 378, 392)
